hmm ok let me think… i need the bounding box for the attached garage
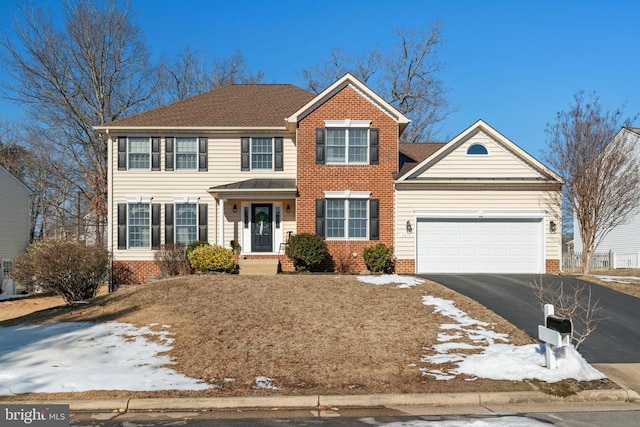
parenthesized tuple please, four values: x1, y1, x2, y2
(415, 216, 544, 274)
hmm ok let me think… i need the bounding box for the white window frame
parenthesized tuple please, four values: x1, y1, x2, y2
(466, 142, 490, 156)
(175, 136, 199, 170)
(126, 196, 152, 249)
(1, 260, 12, 280)
(250, 137, 274, 171)
(127, 137, 151, 170)
(173, 196, 199, 245)
(324, 191, 371, 240)
(324, 120, 371, 165)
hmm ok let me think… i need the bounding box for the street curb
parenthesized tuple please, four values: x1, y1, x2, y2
(3, 389, 634, 412)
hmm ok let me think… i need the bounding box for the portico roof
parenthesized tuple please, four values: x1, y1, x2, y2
(208, 178, 297, 198)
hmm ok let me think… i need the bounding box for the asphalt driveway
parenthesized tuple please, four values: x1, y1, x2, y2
(420, 274, 640, 364)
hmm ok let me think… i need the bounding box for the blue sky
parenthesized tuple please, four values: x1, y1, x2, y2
(1, 0, 638, 159)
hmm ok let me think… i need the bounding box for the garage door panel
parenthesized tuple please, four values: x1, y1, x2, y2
(416, 218, 542, 274)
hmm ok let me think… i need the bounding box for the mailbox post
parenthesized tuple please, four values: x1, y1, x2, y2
(537, 304, 572, 369)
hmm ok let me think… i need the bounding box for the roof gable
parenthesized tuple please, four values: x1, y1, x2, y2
(397, 120, 562, 183)
(286, 73, 410, 133)
(98, 84, 314, 130)
(0, 165, 32, 195)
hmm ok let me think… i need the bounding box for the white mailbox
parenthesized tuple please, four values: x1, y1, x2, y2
(537, 304, 572, 369)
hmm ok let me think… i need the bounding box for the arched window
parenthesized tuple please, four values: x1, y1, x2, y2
(466, 143, 489, 155)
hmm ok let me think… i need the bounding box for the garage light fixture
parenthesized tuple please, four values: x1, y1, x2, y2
(550, 221, 557, 233)
(406, 220, 413, 234)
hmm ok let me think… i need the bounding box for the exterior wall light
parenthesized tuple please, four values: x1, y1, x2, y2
(550, 220, 557, 233)
(233, 204, 237, 213)
(406, 220, 413, 234)
(286, 204, 291, 213)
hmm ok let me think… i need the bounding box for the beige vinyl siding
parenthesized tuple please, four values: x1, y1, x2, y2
(395, 187, 562, 263)
(0, 167, 31, 263)
(416, 131, 541, 179)
(109, 134, 296, 261)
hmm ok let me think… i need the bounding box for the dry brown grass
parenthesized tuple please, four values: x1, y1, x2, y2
(564, 269, 640, 298)
(0, 275, 613, 400)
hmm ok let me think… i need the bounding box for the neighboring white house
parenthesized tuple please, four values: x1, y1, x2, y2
(573, 127, 640, 267)
(0, 165, 32, 294)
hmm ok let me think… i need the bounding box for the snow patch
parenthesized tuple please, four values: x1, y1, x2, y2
(357, 274, 423, 288)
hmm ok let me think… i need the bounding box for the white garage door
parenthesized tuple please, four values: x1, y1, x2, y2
(416, 218, 543, 273)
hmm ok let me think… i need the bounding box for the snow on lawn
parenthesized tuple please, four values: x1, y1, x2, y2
(0, 322, 211, 395)
(360, 275, 606, 383)
(357, 274, 423, 288)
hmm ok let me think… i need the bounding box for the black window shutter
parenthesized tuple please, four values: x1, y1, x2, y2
(198, 203, 208, 242)
(165, 204, 174, 245)
(165, 137, 174, 171)
(274, 137, 283, 171)
(198, 137, 208, 171)
(241, 137, 250, 171)
(369, 199, 379, 240)
(370, 129, 379, 165)
(117, 203, 127, 249)
(315, 128, 325, 164)
(151, 203, 161, 249)
(117, 137, 127, 171)
(315, 199, 325, 238)
(151, 137, 161, 171)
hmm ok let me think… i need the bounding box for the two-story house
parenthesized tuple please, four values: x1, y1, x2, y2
(97, 74, 563, 284)
(0, 165, 31, 294)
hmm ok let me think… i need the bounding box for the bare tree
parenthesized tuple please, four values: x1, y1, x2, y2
(531, 278, 603, 349)
(0, 0, 158, 245)
(300, 23, 454, 142)
(159, 48, 264, 103)
(544, 92, 640, 275)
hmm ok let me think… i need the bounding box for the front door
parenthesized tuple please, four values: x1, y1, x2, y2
(251, 204, 273, 252)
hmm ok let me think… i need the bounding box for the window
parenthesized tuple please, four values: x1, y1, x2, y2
(176, 137, 198, 169)
(1, 260, 12, 280)
(467, 143, 489, 155)
(175, 203, 197, 244)
(128, 137, 150, 169)
(326, 199, 368, 239)
(327, 128, 369, 163)
(251, 137, 273, 169)
(128, 203, 150, 248)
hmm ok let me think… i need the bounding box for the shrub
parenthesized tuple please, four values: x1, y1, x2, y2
(154, 243, 190, 277)
(363, 243, 394, 273)
(187, 244, 236, 273)
(11, 239, 110, 303)
(185, 240, 209, 259)
(285, 233, 328, 272)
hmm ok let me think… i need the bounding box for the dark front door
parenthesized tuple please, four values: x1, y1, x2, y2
(251, 204, 273, 252)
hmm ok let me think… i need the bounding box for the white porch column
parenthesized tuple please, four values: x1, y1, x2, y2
(218, 198, 225, 246)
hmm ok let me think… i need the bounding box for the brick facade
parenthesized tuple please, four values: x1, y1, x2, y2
(394, 259, 415, 275)
(545, 259, 560, 274)
(112, 260, 161, 285)
(295, 85, 398, 273)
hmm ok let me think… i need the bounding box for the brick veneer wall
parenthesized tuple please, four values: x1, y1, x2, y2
(394, 259, 415, 275)
(545, 259, 560, 274)
(112, 260, 161, 285)
(296, 85, 398, 273)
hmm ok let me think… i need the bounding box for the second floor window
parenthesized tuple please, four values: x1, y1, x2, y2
(176, 137, 198, 169)
(326, 128, 368, 164)
(251, 137, 273, 169)
(175, 203, 197, 244)
(128, 203, 150, 248)
(128, 137, 150, 169)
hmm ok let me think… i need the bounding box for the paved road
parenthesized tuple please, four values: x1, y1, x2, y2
(420, 274, 640, 363)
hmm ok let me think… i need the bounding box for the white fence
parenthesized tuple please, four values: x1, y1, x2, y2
(563, 251, 640, 270)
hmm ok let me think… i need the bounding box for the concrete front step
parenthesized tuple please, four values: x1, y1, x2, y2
(238, 258, 279, 276)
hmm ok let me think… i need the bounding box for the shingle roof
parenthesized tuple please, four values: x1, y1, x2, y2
(105, 85, 314, 128)
(397, 142, 445, 177)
